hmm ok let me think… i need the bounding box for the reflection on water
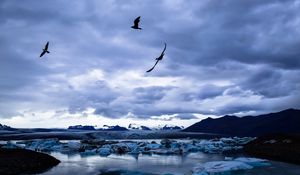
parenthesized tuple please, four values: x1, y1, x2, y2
(39, 152, 300, 175)
(3, 139, 300, 175)
(41, 152, 216, 175)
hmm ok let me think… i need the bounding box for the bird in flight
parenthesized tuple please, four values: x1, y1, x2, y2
(131, 16, 142, 30)
(40, 41, 50, 57)
(146, 43, 167, 73)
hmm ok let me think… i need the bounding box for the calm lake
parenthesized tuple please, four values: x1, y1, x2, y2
(37, 140, 300, 175)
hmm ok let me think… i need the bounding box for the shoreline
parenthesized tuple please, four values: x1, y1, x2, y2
(244, 133, 300, 165)
(0, 148, 60, 175)
(0, 130, 226, 140)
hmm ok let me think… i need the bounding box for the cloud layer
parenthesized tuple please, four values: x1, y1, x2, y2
(0, 0, 300, 127)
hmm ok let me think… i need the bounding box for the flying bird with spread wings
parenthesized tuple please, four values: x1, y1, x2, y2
(131, 16, 142, 30)
(146, 43, 167, 73)
(40, 41, 50, 57)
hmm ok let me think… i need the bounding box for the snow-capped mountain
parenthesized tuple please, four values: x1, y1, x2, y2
(128, 123, 151, 131)
(68, 125, 96, 130)
(101, 125, 128, 131)
(154, 124, 184, 131)
(0, 123, 16, 131)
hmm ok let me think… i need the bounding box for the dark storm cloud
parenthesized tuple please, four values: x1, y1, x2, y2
(0, 0, 300, 122)
(197, 85, 226, 100)
(132, 86, 175, 104)
(241, 67, 287, 98)
(174, 113, 198, 120)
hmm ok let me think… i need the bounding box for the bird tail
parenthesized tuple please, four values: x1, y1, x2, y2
(46, 51, 50, 53)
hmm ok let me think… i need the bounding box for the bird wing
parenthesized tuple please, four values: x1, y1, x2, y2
(45, 41, 49, 50)
(40, 51, 46, 57)
(134, 16, 140, 26)
(161, 42, 167, 55)
(146, 59, 160, 73)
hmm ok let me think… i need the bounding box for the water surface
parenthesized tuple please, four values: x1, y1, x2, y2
(41, 152, 300, 175)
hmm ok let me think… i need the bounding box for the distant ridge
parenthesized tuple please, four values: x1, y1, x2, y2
(101, 125, 128, 131)
(68, 125, 95, 130)
(183, 108, 300, 136)
(0, 124, 17, 131)
(128, 123, 151, 131)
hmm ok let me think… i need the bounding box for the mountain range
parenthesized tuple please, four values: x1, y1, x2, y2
(1, 109, 299, 137)
(67, 124, 183, 131)
(183, 108, 300, 136)
(0, 124, 17, 131)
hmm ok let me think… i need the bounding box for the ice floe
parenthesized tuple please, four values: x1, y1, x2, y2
(1, 137, 255, 157)
(193, 161, 253, 175)
(234, 157, 270, 166)
(192, 157, 270, 175)
(98, 147, 111, 156)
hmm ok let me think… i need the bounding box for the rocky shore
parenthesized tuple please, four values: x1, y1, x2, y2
(0, 148, 60, 175)
(244, 133, 300, 165)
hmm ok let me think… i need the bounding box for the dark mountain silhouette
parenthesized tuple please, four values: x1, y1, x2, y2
(128, 124, 151, 130)
(101, 125, 128, 131)
(0, 124, 17, 131)
(183, 108, 300, 136)
(68, 125, 96, 130)
(244, 133, 300, 165)
(161, 124, 183, 130)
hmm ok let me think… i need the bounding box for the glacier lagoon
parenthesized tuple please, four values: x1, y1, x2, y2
(41, 151, 300, 175)
(2, 138, 300, 175)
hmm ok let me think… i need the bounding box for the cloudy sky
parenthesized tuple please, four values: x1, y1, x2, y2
(0, 0, 300, 128)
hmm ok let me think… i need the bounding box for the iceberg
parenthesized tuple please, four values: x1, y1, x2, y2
(145, 143, 162, 150)
(25, 139, 62, 152)
(67, 141, 82, 151)
(3, 137, 256, 157)
(193, 161, 253, 174)
(98, 147, 111, 156)
(234, 157, 270, 166)
(1, 141, 20, 149)
(80, 148, 97, 156)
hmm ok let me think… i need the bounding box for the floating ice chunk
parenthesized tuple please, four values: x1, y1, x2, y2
(236, 137, 256, 144)
(192, 172, 208, 175)
(26, 139, 61, 152)
(2, 141, 20, 149)
(50, 144, 64, 152)
(160, 139, 173, 148)
(125, 142, 138, 150)
(121, 142, 140, 154)
(170, 142, 181, 149)
(234, 157, 270, 166)
(111, 143, 132, 154)
(150, 149, 177, 155)
(100, 143, 110, 147)
(224, 157, 233, 161)
(98, 147, 111, 156)
(264, 139, 277, 144)
(67, 141, 82, 150)
(81, 148, 97, 156)
(145, 143, 161, 149)
(129, 148, 140, 155)
(193, 161, 253, 174)
(183, 143, 201, 152)
(220, 137, 234, 143)
(99, 169, 163, 175)
(282, 139, 291, 143)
